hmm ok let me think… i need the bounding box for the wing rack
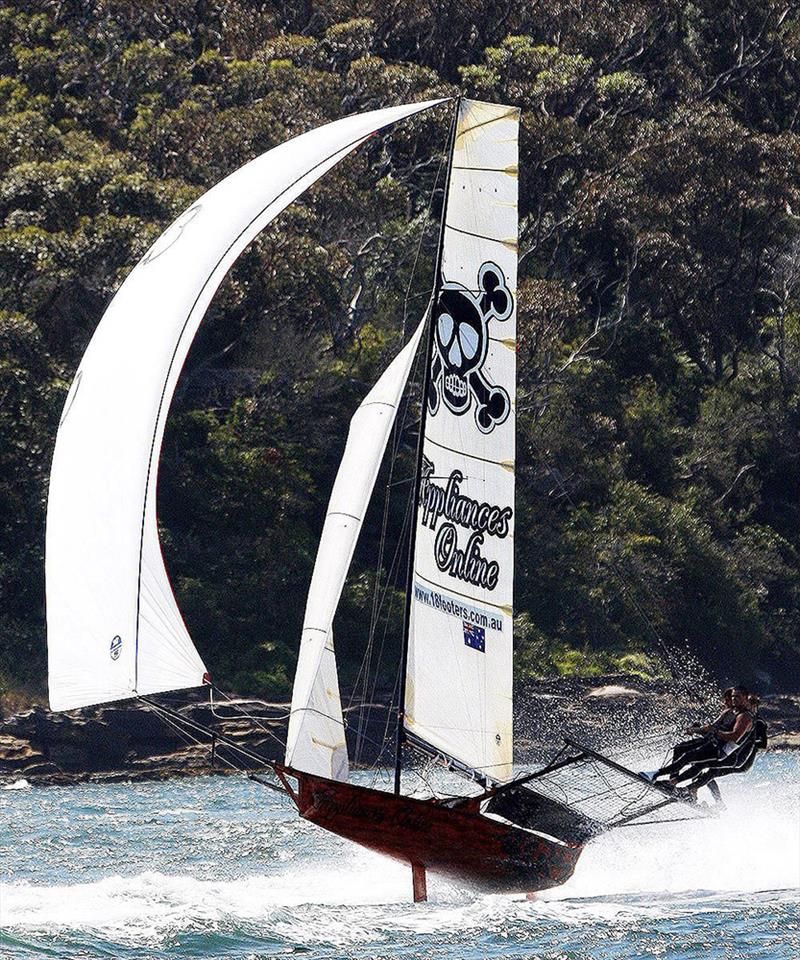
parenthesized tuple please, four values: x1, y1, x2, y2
(484, 738, 717, 840)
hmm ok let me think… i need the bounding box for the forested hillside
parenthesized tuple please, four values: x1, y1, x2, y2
(2, 0, 800, 706)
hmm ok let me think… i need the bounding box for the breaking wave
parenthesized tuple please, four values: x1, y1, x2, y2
(1, 754, 797, 958)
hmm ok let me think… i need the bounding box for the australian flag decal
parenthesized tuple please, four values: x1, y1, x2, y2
(463, 622, 485, 652)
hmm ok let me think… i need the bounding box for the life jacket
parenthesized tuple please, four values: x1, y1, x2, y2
(713, 708, 736, 733)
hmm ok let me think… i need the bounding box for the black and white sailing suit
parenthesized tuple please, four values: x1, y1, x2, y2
(655, 708, 736, 780)
(678, 713, 766, 790)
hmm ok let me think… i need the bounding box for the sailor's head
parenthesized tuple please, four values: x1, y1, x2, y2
(732, 686, 750, 709)
(723, 687, 734, 707)
(748, 693, 760, 712)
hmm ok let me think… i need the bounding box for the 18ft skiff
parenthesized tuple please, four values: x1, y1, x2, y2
(46, 97, 710, 902)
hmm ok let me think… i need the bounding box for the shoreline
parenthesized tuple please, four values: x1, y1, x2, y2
(2, 675, 798, 787)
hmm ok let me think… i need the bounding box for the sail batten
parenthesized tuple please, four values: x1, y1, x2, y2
(46, 100, 444, 713)
(404, 99, 520, 782)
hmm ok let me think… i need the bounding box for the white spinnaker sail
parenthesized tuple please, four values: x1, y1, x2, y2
(286, 317, 426, 780)
(46, 99, 444, 712)
(404, 99, 519, 781)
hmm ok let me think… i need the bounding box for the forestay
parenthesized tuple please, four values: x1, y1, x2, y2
(285, 318, 426, 781)
(404, 99, 520, 782)
(46, 99, 444, 712)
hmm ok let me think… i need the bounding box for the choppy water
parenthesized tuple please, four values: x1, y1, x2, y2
(1, 753, 798, 959)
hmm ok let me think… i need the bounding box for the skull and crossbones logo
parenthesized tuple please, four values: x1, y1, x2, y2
(427, 262, 513, 433)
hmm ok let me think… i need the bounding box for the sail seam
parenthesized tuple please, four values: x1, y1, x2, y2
(424, 434, 514, 468)
(455, 111, 519, 139)
(132, 104, 439, 689)
(451, 165, 518, 173)
(287, 706, 346, 727)
(412, 570, 510, 613)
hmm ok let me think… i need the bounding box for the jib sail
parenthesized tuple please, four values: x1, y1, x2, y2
(285, 317, 425, 781)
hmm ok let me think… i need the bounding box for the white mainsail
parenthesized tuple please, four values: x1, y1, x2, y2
(285, 318, 426, 780)
(404, 99, 520, 782)
(46, 99, 444, 712)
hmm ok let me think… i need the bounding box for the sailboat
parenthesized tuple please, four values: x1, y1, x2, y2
(46, 97, 710, 902)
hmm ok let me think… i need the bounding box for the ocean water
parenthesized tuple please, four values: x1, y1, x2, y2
(1, 753, 798, 959)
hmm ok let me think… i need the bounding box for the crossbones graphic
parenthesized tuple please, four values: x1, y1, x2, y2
(427, 262, 513, 433)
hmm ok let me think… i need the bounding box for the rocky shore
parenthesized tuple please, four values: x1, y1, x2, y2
(1, 676, 798, 787)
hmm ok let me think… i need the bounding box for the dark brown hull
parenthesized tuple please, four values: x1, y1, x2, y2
(281, 767, 583, 895)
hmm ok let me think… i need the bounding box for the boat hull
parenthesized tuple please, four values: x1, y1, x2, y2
(283, 768, 583, 894)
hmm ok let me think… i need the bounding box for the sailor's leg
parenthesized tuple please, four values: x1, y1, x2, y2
(672, 760, 707, 785)
(678, 750, 738, 788)
(705, 777, 727, 809)
(671, 736, 706, 766)
(656, 739, 717, 779)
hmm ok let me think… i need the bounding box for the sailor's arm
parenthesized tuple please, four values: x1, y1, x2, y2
(716, 713, 752, 743)
(688, 709, 724, 735)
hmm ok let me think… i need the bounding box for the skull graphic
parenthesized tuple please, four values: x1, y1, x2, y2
(428, 262, 513, 433)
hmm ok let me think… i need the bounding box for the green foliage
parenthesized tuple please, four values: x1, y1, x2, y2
(2, 0, 800, 702)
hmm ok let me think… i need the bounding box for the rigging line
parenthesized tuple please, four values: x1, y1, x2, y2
(209, 684, 291, 747)
(140, 699, 244, 767)
(356, 606, 402, 766)
(138, 698, 257, 781)
(354, 145, 450, 739)
(362, 624, 406, 778)
(402, 133, 449, 338)
(350, 373, 410, 702)
(364, 505, 413, 761)
(356, 481, 417, 762)
(382, 659, 405, 771)
(137, 696, 284, 779)
(349, 410, 420, 752)
(611, 815, 708, 828)
(347, 480, 414, 716)
(347, 494, 414, 768)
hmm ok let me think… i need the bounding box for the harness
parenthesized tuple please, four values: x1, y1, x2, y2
(712, 708, 736, 733)
(717, 708, 756, 760)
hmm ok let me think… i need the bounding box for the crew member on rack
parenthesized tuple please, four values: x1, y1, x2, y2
(641, 688, 735, 783)
(656, 686, 754, 789)
(676, 692, 766, 798)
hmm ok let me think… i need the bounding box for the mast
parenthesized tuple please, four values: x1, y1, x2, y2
(393, 96, 461, 795)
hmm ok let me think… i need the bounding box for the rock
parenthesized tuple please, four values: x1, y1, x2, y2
(1, 675, 798, 787)
(769, 732, 800, 750)
(18, 761, 60, 776)
(761, 695, 800, 719)
(0, 734, 43, 768)
(586, 685, 645, 700)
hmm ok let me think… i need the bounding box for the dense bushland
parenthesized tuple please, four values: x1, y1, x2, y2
(2, 1, 800, 704)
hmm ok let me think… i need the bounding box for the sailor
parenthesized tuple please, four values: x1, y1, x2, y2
(678, 692, 766, 796)
(661, 686, 754, 797)
(644, 688, 736, 783)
